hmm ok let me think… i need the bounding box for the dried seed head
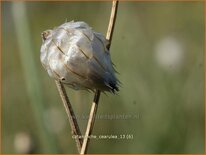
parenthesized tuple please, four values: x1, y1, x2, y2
(40, 21, 119, 93)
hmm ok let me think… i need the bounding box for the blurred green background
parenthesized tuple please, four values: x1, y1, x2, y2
(2, 1, 205, 154)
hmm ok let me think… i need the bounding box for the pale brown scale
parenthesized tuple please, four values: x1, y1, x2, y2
(92, 56, 106, 71)
(79, 31, 92, 41)
(63, 64, 87, 80)
(76, 45, 90, 59)
(52, 69, 62, 79)
(52, 40, 66, 56)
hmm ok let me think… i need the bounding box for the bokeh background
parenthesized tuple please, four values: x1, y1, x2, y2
(2, 1, 205, 154)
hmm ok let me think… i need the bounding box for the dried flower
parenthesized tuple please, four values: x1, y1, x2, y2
(40, 21, 119, 92)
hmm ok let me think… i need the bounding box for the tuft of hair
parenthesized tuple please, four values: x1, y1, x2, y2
(105, 81, 119, 94)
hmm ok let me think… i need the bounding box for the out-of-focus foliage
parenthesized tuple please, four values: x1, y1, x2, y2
(2, 1, 204, 154)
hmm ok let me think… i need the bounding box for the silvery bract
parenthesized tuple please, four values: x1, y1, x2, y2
(40, 21, 119, 92)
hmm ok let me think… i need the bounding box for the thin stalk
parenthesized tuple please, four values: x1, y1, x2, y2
(55, 81, 82, 152)
(80, 90, 100, 154)
(80, 1, 119, 154)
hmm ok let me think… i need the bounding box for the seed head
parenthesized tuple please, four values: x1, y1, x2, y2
(40, 21, 119, 93)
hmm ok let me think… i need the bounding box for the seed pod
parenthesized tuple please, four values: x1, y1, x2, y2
(40, 21, 119, 92)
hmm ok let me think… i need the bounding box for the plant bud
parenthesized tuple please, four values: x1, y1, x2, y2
(40, 21, 119, 92)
